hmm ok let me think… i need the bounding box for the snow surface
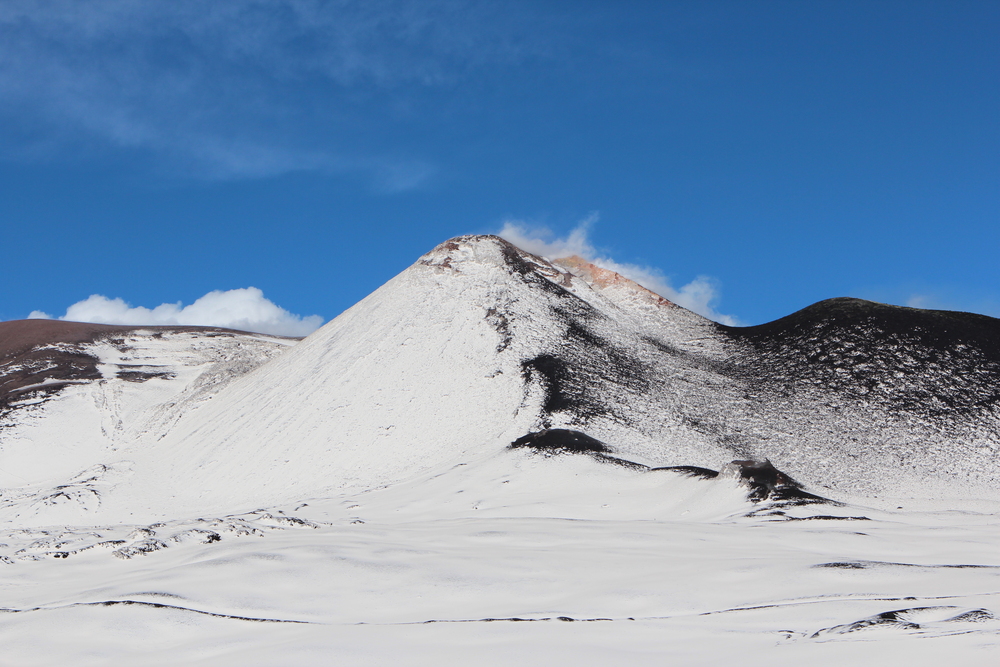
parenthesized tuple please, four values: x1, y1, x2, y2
(1, 458, 998, 665)
(1, 235, 999, 663)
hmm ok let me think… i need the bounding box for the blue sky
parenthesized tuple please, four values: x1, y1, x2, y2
(1, 0, 997, 333)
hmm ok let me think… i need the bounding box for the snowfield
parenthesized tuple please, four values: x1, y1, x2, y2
(1, 236, 998, 664)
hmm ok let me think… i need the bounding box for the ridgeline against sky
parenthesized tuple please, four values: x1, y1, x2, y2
(1, 1, 997, 329)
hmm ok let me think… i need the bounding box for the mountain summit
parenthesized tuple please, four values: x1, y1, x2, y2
(3, 235, 999, 523)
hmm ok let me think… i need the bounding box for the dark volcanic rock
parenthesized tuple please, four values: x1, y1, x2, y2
(501, 269, 1000, 497)
(723, 297, 1000, 416)
(510, 429, 829, 503)
(718, 459, 825, 503)
(510, 429, 610, 454)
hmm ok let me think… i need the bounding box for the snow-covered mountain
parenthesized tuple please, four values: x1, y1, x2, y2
(2, 235, 999, 664)
(0, 320, 295, 521)
(5, 235, 997, 522)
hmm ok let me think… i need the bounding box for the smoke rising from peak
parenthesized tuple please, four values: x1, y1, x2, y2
(28, 288, 324, 337)
(499, 219, 740, 326)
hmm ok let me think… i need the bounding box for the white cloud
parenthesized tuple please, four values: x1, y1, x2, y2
(499, 218, 741, 326)
(28, 288, 324, 337)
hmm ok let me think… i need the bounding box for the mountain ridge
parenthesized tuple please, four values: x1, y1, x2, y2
(2, 235, 999, 525)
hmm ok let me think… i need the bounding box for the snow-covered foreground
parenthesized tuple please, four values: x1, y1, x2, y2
(1, 457, 998, 665)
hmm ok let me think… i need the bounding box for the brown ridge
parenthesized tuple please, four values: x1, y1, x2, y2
(552, 256, 676, 308)
(0, 320, 282, 408)
(0, 319, 276, 361)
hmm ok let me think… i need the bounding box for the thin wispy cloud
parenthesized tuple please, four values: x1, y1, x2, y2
(904, 293, 1000, 318)
(499, 217, 741, 326)
(906, 295, 936, 310)
(29, 288, 324, 337)
(0, 0, 537, 183)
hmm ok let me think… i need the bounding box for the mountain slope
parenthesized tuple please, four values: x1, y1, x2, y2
(3, 235, 999, 525)
(92, 236, 1000, 520)
(2, 236, 999, 664)
(0, 321, 296, 510)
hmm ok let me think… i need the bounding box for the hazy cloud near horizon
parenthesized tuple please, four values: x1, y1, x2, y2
(903, 293, 1000, 318)
(28, 288, 324, 337)
(499, 220, 741, 326)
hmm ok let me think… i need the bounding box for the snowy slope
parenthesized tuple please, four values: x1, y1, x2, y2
(91, 235, 765, 519)
(78, 235, 1000, 521)
(0, 321, 296, 524)
(2, 235, 999, 664)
